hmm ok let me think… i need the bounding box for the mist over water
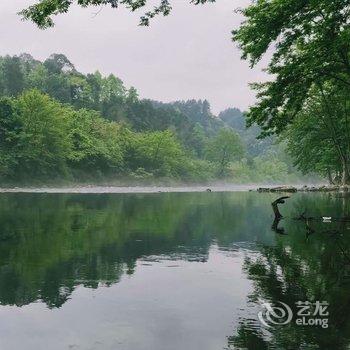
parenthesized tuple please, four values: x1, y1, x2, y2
(0, 181, 324, 193)
(0, 184, 257, 193)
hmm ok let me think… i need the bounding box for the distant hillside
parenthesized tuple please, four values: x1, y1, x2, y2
(0, 53, 272, 154)
(219, 108, 275, 158)
(0, 53, 309, 184)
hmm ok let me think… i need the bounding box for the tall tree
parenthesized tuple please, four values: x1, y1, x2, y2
(233, 1, 350, 135)
(1, 56, 24, 96)
(14, 90, 73, 178)
(286, 83, 350, 185)
(68, 108, 124, 174)
(44, 54, 75, 74)
(0, 97, 22, 178)
(134, 130, 186, 177)
(205, 128, 244, 177)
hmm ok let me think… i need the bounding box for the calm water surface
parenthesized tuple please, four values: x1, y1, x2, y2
(0, 192, 349, 350)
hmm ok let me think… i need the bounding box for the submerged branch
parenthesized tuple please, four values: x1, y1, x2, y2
(271, 196, 350, 223)
(271, 196, 290, 219)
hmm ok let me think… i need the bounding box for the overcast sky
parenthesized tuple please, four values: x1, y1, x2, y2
(0, 0, 268, 113)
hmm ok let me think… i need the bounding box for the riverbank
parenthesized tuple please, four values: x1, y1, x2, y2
(0, 184, 258, 193)
(257, 185, 348, 193)
(0, 184, 329, 194)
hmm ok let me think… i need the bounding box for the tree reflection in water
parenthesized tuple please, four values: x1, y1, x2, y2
(0, 192, 350, 349)
(230, 194, 350, 350)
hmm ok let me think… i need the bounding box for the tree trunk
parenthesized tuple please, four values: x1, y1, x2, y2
(219, 148, 228, 177)
(271, 196, 289, 219)
(327, 168, 334, 185)
(342, 161, 350, 185)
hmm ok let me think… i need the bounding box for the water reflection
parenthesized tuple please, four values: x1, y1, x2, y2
(230, 193, 350, 350)
(0, 192, 349, 349)
(0, 192, 273, 309)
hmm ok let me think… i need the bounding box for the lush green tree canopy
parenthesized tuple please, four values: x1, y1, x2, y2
(0, 54, 306, 184)
(14, 0, 350, 184)
(20, 0, 215, 28)
(0, 90, 73, 179)
(286, 83, 350, 184)
(233, 0, 350, 135)
(205, 128, 244, 176)
(0, 54, 226, 152)
(21, 1, 350, 140)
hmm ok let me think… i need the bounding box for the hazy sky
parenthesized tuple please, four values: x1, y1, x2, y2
(0, 0, 268, 113)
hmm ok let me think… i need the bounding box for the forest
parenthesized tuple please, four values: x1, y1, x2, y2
(0, 53, 305, 185)
(8, 1, 350, 186)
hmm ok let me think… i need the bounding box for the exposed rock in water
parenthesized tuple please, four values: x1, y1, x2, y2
(257, 186, 297, 193)
(299, 185, 341, 192)
(258, 185, 348, 193)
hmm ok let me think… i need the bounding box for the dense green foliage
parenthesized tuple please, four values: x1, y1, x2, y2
(233, 1, 350, 134)
(19, 1, 350, 184)
(0, 90, 210, 183)
(0, 54, 304, 184)
(205, 128, 244, 176)
(285, 84, 350, 184)
(20, 0, 216, 28)
(232, 0, 350, 184)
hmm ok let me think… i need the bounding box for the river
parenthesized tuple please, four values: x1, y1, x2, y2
(0, 191, 348, 349)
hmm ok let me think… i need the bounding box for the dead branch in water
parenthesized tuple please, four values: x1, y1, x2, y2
(271, 196, 350, 237)
(271, 196, 290, 235)
(271, 196, 290, 219)
(271, 196, 350, 222)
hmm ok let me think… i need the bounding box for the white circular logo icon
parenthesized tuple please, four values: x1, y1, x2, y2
(258, 301, 293, 327)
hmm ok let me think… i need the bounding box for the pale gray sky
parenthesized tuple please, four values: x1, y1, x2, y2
(0, 0, 267, 113)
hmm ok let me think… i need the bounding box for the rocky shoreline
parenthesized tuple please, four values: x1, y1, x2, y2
(257, 185, 348, 193)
